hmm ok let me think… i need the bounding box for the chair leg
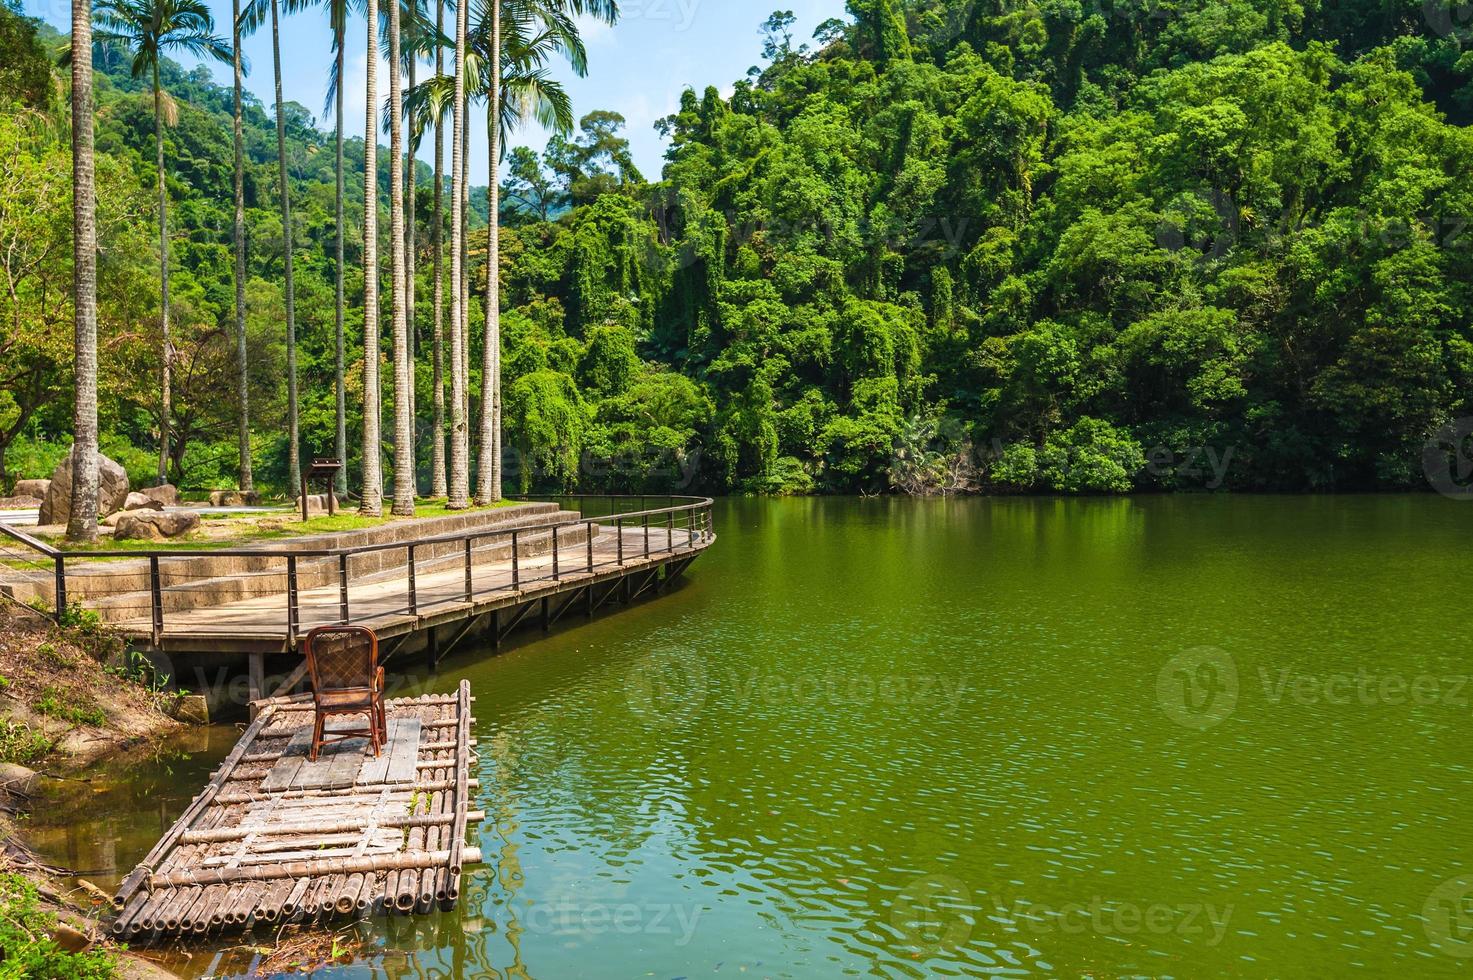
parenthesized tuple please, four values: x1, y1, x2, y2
(369, 711, 381, 757)
(310, 713, 324, 762)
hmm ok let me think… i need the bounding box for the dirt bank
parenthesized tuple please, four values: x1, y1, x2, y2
(0, 599, 193, 976)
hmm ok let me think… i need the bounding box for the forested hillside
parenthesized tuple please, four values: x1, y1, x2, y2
(3, 0, 1471, 496)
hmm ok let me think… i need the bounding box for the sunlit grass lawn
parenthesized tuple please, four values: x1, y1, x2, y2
(26, 499, 522, 556)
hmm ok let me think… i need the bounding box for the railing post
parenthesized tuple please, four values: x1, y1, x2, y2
(52, 556, 66, 626)
(149, 556, 163, 647)
(338, 554, 350, 624)
(552, 526, 560, 581)
(587, 521, 594, 573)
(668, 511, 675, 554)
(286, 556, 299, 647)
(511, 530, 520, 588)
(407, 544, 418, 615)
(643, 515, 650, 559)
(464, 538, 474, 603)
(616, 518, 624, 566)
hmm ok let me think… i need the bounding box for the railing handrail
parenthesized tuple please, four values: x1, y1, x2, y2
(0, 521, 60, 559)
(12, 494, 713, 562)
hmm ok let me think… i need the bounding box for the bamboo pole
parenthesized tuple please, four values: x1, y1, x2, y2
(180, 810, 484, 845)
(114, 704, 279, 909)
(281, 877, 310, 917)
(148, 849, 480, 890)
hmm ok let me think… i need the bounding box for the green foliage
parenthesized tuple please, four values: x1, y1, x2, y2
(35, 687, 108, 727)
(0, 720, 53, 766)
(0, 873, 116, 978)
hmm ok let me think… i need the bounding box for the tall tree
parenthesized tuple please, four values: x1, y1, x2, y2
(430, 0, 447, 497)
(92, 0, 230, 486)
(447, 0, 468, 507)
(360, 0, 383, 514)
(471, 0, 616, 504)
(240, 0, 301, 491)
(67, 0, 99, 544)
(231, 0, 252, 493)
(318, 0, 361, 497)
(387, 0, 415, 515)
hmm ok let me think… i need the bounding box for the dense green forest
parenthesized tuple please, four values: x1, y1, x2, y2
(3, 0, 1471, 496)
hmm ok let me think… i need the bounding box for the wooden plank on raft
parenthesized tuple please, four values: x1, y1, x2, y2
(111, 693, 484, 941)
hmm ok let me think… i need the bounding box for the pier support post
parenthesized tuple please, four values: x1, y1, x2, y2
(427, 627, 440, 673)
(247, 652, 265, 711)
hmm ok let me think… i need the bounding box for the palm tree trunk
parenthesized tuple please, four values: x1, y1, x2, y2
(360, 0, 383, 516)
(405, 46, 418, 490)
(459, 119, 470, 428)
(334, 32, 347, 496)
(270, 0, 301, 493)
(429, 0, 447, 498)
(233, 0, 253, 494)
(67, 0, 99, 545)
(153, 64, 172, 487)
(474, 1, 500, 505)
(387, 0, 415, 516)
(447, 0, 469, 509)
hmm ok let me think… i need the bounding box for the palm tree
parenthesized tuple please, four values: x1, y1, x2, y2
(92, 0, 230, 486)
(469, 0, 613, 504)
(239, 0, 301, 493)
(387, 0, 415, 516)
(67, 0, 100, 545)
(231, 0, 252, 494)
(446, 0, 469, 509)
(429, 0, 448, 498)
(318, 0, 362, 498)
(360, 0, 384, 515)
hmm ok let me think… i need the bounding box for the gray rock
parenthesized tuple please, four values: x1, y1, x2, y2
(293, 493, 337, 516)
(114, 510, 200, 541)
(37, 448, 129, 525)
(170, 694, 210, 725)
(0, 496, 41, 509)
(209, 490, 261, 507)
(138, 483, 179, 507)
(0, 763, 39, 798)
(13, 479, 49, 499)
(123, 492, 164, 512)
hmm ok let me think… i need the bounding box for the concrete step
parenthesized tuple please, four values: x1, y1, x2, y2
(87, 515, 599, 621)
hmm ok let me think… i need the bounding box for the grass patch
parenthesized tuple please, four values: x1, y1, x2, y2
(0, 720, 53, 765)
(0, 873, 117, 978)
(34, 687, 106, 727)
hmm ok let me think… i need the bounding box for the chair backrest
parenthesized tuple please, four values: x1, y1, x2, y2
(304, 626, 379, 693)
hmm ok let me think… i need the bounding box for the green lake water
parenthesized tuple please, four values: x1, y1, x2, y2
(29, 495, 1473, 977)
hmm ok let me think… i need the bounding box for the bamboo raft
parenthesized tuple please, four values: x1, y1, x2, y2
(110, 681, 483, 940)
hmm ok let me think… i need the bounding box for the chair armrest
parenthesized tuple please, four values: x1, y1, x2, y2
(374, 666, 385, 693)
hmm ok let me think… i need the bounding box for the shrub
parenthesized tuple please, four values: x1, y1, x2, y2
(0, 873, 116, 979)
(1038, 418, 1147, 494)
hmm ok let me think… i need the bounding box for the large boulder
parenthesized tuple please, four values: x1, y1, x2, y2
(209, 490, 261, 507)
(139, 483, 179, 507)
(114, 510, 200, 541)
(293, 493, 337, 516)
(37, 448, 129, 526)
(13, 479, 49, 499)
(123, 492, 164, 512)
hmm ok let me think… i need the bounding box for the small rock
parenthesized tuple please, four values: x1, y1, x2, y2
(123, 492, 164, 512)
(170, 694, 210, 726)
(38, 448, 130, 524)
(138, 483, 179, 507)
(0, 763, 39, 798)
(13, 478, 50, 499)
(209, 490, 261, 507)
(114, 510, 200, 541)
(292, 493, 337, 516)
(50, 922, 90, 952)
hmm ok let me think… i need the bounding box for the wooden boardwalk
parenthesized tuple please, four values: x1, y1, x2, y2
(110, 523, 705, 656)
(110, 682, 481, 940)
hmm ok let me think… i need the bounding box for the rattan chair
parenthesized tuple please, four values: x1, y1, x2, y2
(303, 625, 387, 761)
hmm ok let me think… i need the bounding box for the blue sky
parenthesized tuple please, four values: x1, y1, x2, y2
(23, 0, 849, 181)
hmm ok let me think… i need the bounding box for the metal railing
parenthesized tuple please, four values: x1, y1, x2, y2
(0, 495, 714, 645)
